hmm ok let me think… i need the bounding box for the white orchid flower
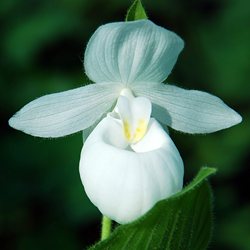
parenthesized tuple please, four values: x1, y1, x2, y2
(80, 90, 184, 224)
(9, 20, 241, 137)
(9, 19, 242, 224)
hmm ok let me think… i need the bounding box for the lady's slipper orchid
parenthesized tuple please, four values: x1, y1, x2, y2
(9, 20, 241, 137)
(80, 92, 184, 224)
(8, 19, 242, 224)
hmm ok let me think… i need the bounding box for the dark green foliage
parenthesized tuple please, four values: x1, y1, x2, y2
(89, 168, 216, 250)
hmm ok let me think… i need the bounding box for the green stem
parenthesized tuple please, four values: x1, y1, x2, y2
(101, 215, 112, 241)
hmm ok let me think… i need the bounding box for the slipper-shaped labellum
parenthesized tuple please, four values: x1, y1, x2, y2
(79, 91, 184, 224)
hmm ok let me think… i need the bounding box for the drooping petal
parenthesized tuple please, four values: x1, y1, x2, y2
(79, 117, 183, 224)
(9, 83, 122, 138)
(133, 83, 242, 134)
(84, 20, 184, 85)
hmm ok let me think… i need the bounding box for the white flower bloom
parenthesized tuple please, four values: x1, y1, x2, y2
(80, 92, 183, 224)
(9, 20, 241, 137)
(8, 19, 242, 223)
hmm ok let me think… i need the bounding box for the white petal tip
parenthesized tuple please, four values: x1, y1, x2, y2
(8, 116, 17, 129)
(233, 112, 242, 125)
(226, 109, 242, 129)
(8, 115, 36, 136)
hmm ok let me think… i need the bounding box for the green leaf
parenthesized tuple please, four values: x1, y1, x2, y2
(89, 167, 216, 250)
(125, 0, 148, 21)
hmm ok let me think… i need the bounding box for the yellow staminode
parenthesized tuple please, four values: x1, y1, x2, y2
(123, 119, 147, 144)
(133, 119, 147, 143)
(116, 91, 152, 145)
(124, 120, 131, 141)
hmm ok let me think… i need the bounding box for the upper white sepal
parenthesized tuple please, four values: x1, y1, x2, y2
(84, 20, 184, 85)
(79, 117, 184, 224)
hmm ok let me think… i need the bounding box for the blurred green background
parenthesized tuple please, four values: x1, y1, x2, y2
(1, 0, 249, 249)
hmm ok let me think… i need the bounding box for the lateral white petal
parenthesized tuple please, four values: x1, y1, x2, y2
(9, 83, 121, 138)
(84, 20, 184, 85)
(79, 117, 183, 224)
(133, 83, 242, 133)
